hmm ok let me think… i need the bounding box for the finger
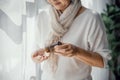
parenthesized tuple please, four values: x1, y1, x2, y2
(61, 49, 74, 57)
(54, 46, 71, 53)
(54, 48, 65, 53)
(54, 49, 69, 55)
(33, 55, 42, 61)
(32, 48, 44, 57)
(32, 51, 39, 57)
(67, 44, 72, 49)
(38, 49, 44, 52)
(33, 56, 48, 63)
(54, 43, 69, 50)
(66, 50, 75, 57)
(35, 49, 45, 57)
(39, 56, 48, 62)
(43, 56, 49, 60)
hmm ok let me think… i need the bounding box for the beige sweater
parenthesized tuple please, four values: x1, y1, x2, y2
(36, 9, 111, 80)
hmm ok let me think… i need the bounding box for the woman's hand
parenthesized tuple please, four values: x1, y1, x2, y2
(54, 43, 79, 57)
(31, 49, 48, 63)
(54, 43, 104, 67)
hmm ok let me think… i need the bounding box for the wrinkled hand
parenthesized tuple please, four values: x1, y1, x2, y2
(54, 43, 79, 57)
(31, 49, 49, 63)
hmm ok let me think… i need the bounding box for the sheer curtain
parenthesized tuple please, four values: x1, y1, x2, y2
(0, 0, 111, 80)
(81, 0, 111, 13)
(0, 0, 37, 80)
(0, 0, 26, 80)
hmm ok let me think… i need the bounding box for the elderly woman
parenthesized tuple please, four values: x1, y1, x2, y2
(32, 0, 111, 80)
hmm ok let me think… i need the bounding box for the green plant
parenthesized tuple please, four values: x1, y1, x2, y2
(101, 1, 120, 80)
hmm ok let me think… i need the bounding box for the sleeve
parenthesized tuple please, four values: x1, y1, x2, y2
(35, 10, 51, 48)
(87, 12, 111, 68)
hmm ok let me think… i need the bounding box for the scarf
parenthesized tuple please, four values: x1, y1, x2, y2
(45, 0, 82, 72)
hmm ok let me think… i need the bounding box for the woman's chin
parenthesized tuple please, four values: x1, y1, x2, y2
(54, 6, 64, 11)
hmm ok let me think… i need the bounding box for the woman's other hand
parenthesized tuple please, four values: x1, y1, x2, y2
(54, 43, 79, 57)
(31, 49, 48, 63)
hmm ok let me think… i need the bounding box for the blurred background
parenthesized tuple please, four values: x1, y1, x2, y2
(0, 0, 120, 80)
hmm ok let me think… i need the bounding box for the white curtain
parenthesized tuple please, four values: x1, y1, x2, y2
(0, 0, 38, 80)
(0, 0, 26, 80)
(81, 0, 111, 13)
(0, 0, 111, 80)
